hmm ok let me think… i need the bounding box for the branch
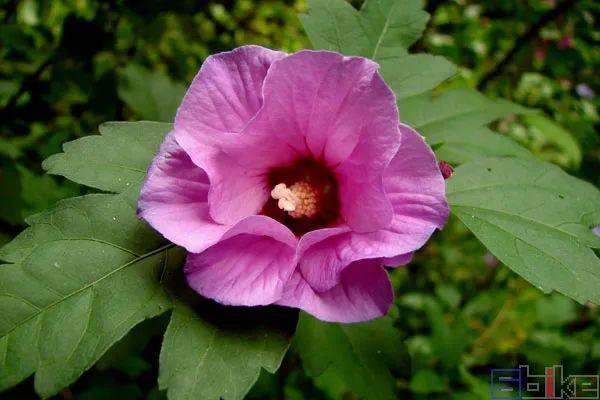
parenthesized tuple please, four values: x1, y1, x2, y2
(477, 0, 578, 90)
(0, 54, 54, 125)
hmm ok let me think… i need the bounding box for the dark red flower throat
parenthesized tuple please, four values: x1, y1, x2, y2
(261, 158, 340, 236)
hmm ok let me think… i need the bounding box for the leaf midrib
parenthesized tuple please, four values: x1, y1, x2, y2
(450, 204, 593, 244)
(370, 1, 398, 60)
(0, 243, 173, 338)
(449, 181, 593, 199)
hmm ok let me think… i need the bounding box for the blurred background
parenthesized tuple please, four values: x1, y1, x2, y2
(1, 0, 598, 399)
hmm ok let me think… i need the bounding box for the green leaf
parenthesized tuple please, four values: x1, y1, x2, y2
(17, 165, 79, 219)
(96, 314, 169, 373)
(423, 298, 469, 370)
(0, 129, 45, 160)
(447, 157, 600, 305)
(42, 121, 171, 193)
(0, 188, 174, 397)
(0, 163, 79, 226)
(379, 54, 456, 100)
(300, 0, 369, 56)
(400, 89, 531, 135)
(359, 0, 428, 59)
(399, 89, 535, 164)
(432, 127, 534, 165)
(456, 364, 490, 400)
(409, 369, 448, 394)
(295, 312, 409, 400)
(159, 302, 296, 400)
(300, 0, 455, 100)
(0, 137, 23, 159)
(118, 64, 187, 122)
(300, 2, 531, 164)
(534, 293, 577, 328)
(301, 0, 427, 60)
(524, 114, 582, 169)
(4, 120, 298, 398)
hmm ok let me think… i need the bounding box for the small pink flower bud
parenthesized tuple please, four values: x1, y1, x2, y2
(439, 161, 454, 179)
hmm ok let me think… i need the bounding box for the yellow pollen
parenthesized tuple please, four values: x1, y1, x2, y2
(270, 181, 319, 218)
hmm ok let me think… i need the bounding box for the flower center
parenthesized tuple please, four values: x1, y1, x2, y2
(271, 181, 319, 218)
(261, 158, 340, 236)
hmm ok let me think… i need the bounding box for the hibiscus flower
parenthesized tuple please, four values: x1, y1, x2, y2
(138, 46, 448, 323)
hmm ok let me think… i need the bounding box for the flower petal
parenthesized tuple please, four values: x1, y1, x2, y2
(220, 51, 400, 232)
(175, 45, 286, 137)
(185, 216, 298, 306)
(253, 50, 387, 165)
(277, 259, 393, 323)
(382, 252, 414, 267)
(297, 227, 420, 292)
(204, 153, 269, 224)
(295, 227, 351, 292)
(174, 46, 286, 225)
(385, 124, 449, 230)
(137, 133, 228, 253)
(297, 125, 447, 291)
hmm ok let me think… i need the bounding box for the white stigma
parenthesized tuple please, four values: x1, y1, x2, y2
(271, 183, 300, 212)
(271, 182, 319, 218)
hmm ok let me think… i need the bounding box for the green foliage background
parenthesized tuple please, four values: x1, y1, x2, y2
(0, 0, 598, 399)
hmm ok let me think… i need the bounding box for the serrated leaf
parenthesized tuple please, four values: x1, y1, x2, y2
(0, 188, 174, 397)
(300, 0, 369, 56)
(399, 89, 535, 164)
(295, 312, 409, 400)
(379, 54, 456, 100)
(42, 121, 171, 193)
(4, 119, 298, 399)
(300, 2, 528, 164)
(118, 64, 187, 122)
(17, 165, 79, 218)
(399, 89, 532, 134)
(300, 0, 455, 100)
(301, 0, 426, 60)
(159, 302, 296, 400)
(447, 157, 600, 305)
(359, 0, 428, 59)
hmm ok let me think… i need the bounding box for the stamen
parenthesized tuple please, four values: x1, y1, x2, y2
(271, 181, 319, 218)
(271, 183, 299, 212)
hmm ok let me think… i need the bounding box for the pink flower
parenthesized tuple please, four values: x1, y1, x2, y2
(138, 46, 448, 323)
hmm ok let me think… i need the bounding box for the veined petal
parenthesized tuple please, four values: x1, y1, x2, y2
(174, 46, 288, 225)
(276, 259, 393, 323)
(385, 124, 449, 230)
(175, 45, 286, 137)
(296, 125, 447, 291)
(137, 133, 228, 253)
(185, 216, 298, 306)
(221, 51, 400, 232)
